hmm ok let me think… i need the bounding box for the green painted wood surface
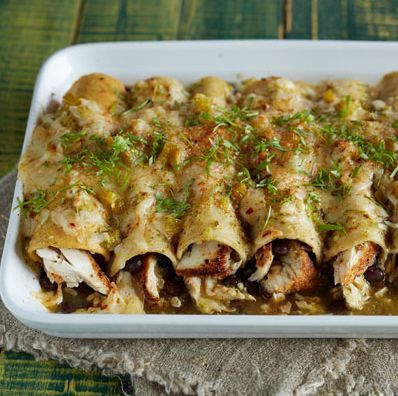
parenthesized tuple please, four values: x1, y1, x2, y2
(2, 0, 398, 394)
(78, 0, 182, 42)
(177, 0, 283, 39)
(286, 0, 398, 40)
(0, 350, 122, 395)
(0, 0, 82, 178)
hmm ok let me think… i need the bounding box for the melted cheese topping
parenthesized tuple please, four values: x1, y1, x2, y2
(17, 72, 398, 315)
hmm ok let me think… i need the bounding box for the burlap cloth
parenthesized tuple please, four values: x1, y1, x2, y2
(1, 170, 398, 395)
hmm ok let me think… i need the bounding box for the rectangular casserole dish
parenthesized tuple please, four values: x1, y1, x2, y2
(2, 39, 398, 338)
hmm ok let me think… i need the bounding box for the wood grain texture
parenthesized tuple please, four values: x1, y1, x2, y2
(286, 0, 398, 40)
(77, 0, 182, 42)
(178, 0, 284, 39)
(0, 350, 122, 395)
(3, 0, 398, 394)
(0, 0, 82, 177)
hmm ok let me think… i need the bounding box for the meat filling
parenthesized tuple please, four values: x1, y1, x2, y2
(36, 247, 111, 295)
(333, 242, 379, 286)
(124, 253, 185, 303)
(176, 241, 242, 277)
(261, 240, 319, 294)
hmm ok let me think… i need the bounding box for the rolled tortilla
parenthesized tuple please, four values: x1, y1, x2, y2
(24, 178, 118, 300)
(19, 73, 128, 195)
(316, 79, 370, 120)
(176, 164, 249, 277)
(374, 71, 398, 253)
(64, 73, 126, 113)
(190, 76, 233, 108)
(111, 166, 178, 276)
(324, 164, 388, 280)
(238, 79, 322, 294)
(239, 76, 314, 112)
(316, 80, 389, 310)
(27, 180, 117, 261)
(174, 162, 252, 313)
(110, 166, 182, 304)
(173, 77, 253, 312)
(129, 76, 188, 108)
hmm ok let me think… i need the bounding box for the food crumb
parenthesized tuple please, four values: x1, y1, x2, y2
(170, 296, 182, 308)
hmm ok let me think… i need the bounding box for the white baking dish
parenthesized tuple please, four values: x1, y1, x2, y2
(2, 40, 398, 338)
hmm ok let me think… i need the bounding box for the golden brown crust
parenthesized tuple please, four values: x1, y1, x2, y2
(262, 241, 319, 294)
(176, 245, 233, 278)
(335, 242, 379, 285)
(377, 71, 398, 101)
(64, 73, 125, 111)
(255, 243, 273, 270)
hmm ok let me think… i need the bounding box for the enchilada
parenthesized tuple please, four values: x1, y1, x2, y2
(17, 72, 398, 315)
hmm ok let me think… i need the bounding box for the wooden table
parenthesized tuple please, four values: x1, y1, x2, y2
(1, 0, 398, 393)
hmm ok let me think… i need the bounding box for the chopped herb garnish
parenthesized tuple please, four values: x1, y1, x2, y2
(255, 177, 278, 194)
(273, 111, 314, 126)
(60, 130, 86, 147)
(311, 169, 331, 189)
(15, 189, 48, 215)
(193, 105, 258, 134)
(148, 126, 166, 165)
(155, 186, 191, 219)
(333, 183, 352, 201)
(178, 130, 193, 147)
(337, 95, 352, 118)
(319, 222, 345, 233)
(306, 191, 321, 220)
(222, 139, 240, 152)
(201, 138, 220, 172)
(212, 106, 259, 128)
(239, 124, 255, 145)
(292, 127, 309, 149)
(59, 129, 151, 184)
(173, 158, 191, 171)
(111, 135, 133, 157)
(350, 165, 362, 178)
(14, 183, 95, 216)
(255, 153, 275, 175)
(310, 164, 351, 201)
(221, 139, 240, 164)
(236, 167, 253, 187)
(200, 137, 241, 172)
(254, 137, 285, 154)
(390, 165, 398, 179)
(123, 98, 152, 114)
(321, 123, 396, 169)
(235, 165, 277, 194)
(60, 150, 88, 174)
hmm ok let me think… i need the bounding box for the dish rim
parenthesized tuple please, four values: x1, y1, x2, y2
(3, 39, 398, 337)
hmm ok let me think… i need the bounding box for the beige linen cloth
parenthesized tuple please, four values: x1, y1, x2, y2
(1, 170, 398, 395)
